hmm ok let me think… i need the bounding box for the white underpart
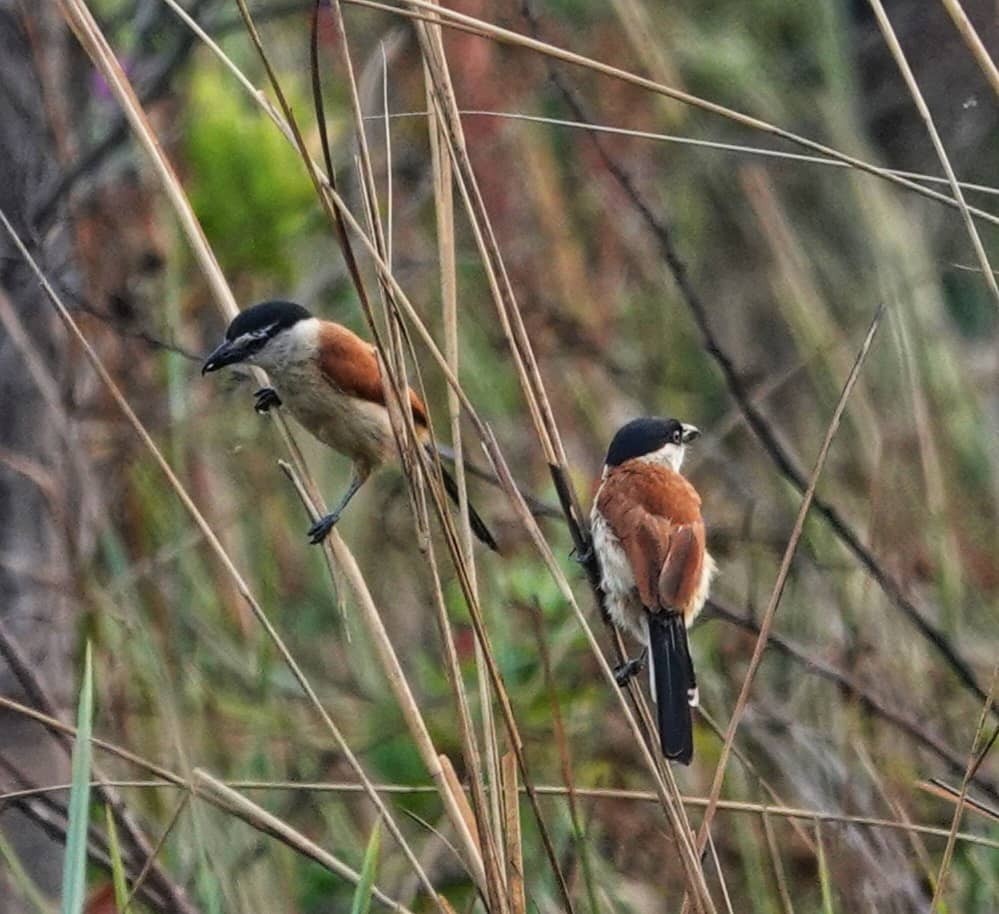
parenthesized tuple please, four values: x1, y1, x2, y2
(590, 507, 648, 645)
(247, 318, 397, 470)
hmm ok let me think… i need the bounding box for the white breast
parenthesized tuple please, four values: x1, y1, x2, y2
(590, 504, 648, 644)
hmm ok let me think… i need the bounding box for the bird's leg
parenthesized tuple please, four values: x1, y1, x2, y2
(614, 647, 648, 687)
(308, 470, 368, 544)
(254, 387, 282, 413)
(570, 537, 595, 565)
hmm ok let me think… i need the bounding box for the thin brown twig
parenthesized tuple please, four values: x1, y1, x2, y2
(4, 771, 998, 851)
(929, 663, 999, 911)
(696, 305, 885, 853)
(866, 0, 998, 306)
(122, 792, 190, 912)
(422, 48, 510, 909)
(696, 706, 815, 852)
(936, 0, 999, 99)
(359, 107, 999, 198)
(919, 779, 999, 824)
(192, 770, 417, 913)
(335, 0, 999, 227)
(2, 791, 173, 912)
(705, 601, 999, 802)
(528, 603, 602, 914)
(761, 812, 795, 914)
(276, 460, 487, 899)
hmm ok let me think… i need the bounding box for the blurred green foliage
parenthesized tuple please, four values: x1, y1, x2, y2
(185, 65, 315, 282)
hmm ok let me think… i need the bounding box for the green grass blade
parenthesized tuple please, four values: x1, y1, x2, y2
(349, 819, 381, 914)
(104, 805, 130, 912)
(814, 820, 836, 914)
(60, 642, 94, 914)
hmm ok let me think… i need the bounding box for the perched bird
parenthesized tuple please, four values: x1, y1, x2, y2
(202, 300, 497, 550)
(589, 417, 715, 764)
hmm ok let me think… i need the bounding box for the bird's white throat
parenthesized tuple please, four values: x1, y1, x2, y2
(637, 441, 686, 472)
(251, 317, 320, 373)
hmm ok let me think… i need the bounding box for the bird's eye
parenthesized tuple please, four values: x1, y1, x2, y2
(673, 430, 682, 444)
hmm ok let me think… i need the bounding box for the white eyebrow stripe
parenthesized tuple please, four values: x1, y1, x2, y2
(238, 323, 279, 343)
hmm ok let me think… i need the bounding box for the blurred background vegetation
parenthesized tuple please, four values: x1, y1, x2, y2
(0, 0, 997, 912)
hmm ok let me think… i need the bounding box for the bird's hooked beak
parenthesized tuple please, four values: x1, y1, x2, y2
(681, 423, 701, 444)
(202, 338, 251, 375)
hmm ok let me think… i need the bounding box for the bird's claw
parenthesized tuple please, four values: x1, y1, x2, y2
(614, 656, 645, 687)
(307, 512, 340, 545)
(254, 387, 282, 413)
(571, 543, 595, 566)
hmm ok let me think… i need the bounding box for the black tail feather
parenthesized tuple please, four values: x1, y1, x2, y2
(437, 463, 500, 553)
(648, 612, 695, 765)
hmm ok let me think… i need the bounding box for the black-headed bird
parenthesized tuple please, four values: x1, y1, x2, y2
(203, 300, 497, 550)
(590, 417, 715, 764)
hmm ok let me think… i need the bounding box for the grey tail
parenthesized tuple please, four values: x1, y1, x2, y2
(647, 612, 695, 765)
(437, 462, 499, 553)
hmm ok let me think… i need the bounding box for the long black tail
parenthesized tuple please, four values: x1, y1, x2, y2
(438, 463, 500, 553)
(648, 612, 696, 765)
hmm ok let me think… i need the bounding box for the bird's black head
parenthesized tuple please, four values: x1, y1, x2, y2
(202, 300, 312, 374)
(604, 417, 700, 468)
(224, 300, 311, 342)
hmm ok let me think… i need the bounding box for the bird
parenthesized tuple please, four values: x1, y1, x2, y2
(589, 416, 715, 764)
(202, 299, 498, 551)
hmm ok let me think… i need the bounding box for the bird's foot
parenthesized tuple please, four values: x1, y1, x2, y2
(307, 512, 341, 545)
(254, 387, 282, 413)
(614, 655, 646, 687)
(570, 542, 595, 565)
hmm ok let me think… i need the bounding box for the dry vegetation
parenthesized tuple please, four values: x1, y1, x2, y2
(0, 1, 997, 913)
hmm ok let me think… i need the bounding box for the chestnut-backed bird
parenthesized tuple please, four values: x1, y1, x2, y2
(590, 417, 715, 764)
(202, 300, 497, 550)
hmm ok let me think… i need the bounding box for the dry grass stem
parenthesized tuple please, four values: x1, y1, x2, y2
(5, 767, 999, 851)
(192, 771, 417, 913)
(500, 754, 526, 914)
(366, 107, 999, 197)
(761, 812, 795, 914)
(918, 780, 999, 823)
(930, 663, 999, 911)
(277, 458, 490, 897)
(121, 792, 190, 912)
(696, 305, 885, 852)
(867, 0, 999, 306)
(339, 0, 999, 227)
(937, 0, 999, 97)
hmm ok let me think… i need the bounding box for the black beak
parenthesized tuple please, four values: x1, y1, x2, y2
(681, 423, 701, 444)
(202, 338, 248, 375)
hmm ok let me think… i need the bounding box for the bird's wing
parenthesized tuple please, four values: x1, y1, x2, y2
(597, 465, 706, 613)
(656, 523, 707, 613)
(317, 322, 428, 426)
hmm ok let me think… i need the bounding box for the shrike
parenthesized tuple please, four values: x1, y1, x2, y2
(590, 417, 715, 764)
(203, 300, 497, 550)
